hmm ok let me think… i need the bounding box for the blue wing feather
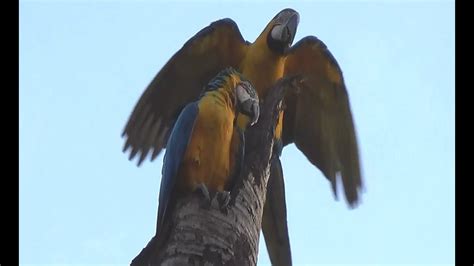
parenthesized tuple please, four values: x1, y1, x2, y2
(156, 101, 199, 232)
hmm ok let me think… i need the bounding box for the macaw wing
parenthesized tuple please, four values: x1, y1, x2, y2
(157, 102, 199, 232)
(282, 36, 362, 206)
(123, 18, 248, 165)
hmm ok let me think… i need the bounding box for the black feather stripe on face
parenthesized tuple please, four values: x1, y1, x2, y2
(267, 32, 288, 55)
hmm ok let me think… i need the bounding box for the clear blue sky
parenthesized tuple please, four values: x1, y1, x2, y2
(20, 1, 454, 265)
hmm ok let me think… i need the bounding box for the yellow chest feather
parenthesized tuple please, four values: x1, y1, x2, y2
(240, 46, 286, 99)
(179, 95, 235, 192)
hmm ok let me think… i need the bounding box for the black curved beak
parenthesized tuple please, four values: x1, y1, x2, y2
(270, 10, 300, 47)
(240, 99, 260, 126)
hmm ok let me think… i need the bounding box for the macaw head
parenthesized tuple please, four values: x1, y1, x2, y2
(265, 8, 300, 54)
(200, 67, 260, 126)
(235, 80, 260, 126)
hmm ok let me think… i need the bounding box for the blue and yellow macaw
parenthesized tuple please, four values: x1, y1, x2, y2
(124, 8, 362, 266)
(131, 68, 259, 265)
(157, 67, 259, 238)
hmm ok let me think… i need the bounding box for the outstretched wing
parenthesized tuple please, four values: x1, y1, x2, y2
(123, 19, 248, 165)
(283, 36, 362, 207)
(157, 102, 199, 233)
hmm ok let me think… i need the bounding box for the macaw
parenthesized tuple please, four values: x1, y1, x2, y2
(123, 8, 362, 266)
(131, 68, 259, 265)
(157, 67, 259, 239)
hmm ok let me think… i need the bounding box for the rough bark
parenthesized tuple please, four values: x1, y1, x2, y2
(132, 76, 301, 266)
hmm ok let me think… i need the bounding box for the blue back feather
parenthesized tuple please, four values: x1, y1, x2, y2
(157, 101, 199, 231)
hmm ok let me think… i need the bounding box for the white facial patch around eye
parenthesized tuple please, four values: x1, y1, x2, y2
(271, 24, 284, 40)
(236, 83, 252, 103)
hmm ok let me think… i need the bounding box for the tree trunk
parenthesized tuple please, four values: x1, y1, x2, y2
(132, 77, 301, 266)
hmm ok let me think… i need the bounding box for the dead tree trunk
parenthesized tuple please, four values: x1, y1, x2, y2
(132, 77, 301, 266)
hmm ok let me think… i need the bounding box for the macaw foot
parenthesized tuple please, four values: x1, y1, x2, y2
(215, 191, 231, 214)
(196, 183, 212, 209)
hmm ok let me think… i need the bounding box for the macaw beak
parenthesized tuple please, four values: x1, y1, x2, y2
(240, 99, 260, 126)
(270, 9, 300, 49)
